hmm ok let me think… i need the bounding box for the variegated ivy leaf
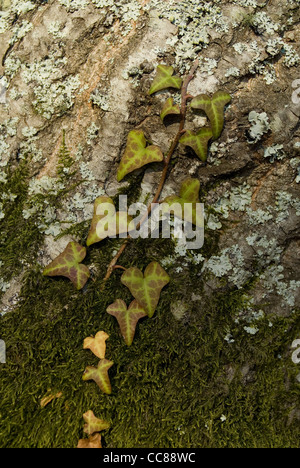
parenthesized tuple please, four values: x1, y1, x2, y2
(191, 91, 231, 140)
(117, 130, 164, 182)
(83, 331, 109, 359)
(106, 299, 147, 346)
(160, 97, 181, 122)
(149, 65, 182, 95)
(82, 359, 114, 395)
(43, 241, 90, 290)
(121, 262, 170, 318)
(83, 410, 110, 435)
(162, 177, 203, 227)
(86, 196, 132, 246)
(179, 128, 213, 162)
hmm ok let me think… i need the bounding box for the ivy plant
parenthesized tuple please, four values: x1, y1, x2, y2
(160, 97, 181, 122)
(82, 410, 110, 435)
(162, 177, 203, 227)
(191, 91, 232, 140)
(117, 129, 164, 182)
(106, 299, 147, 346)
(82, 359, 114, 395)
(86, 196, 132, 246)
(42, 60, 231, 430)
(120, 262, 170, 319)
(148, 64, 182, 95)
(43, 241, 90, 290)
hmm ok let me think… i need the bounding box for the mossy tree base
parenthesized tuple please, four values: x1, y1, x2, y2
(0, 235, 299, 448)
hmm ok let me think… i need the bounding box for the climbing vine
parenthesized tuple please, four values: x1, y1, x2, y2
(42, 61, 231, 445)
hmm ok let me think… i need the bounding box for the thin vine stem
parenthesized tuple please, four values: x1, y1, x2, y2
(101, 60, 199, 285)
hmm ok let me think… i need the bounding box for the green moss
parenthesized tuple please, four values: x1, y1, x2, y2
(114, 171, 144, 208)
(241, 13, 256, 28)
(0, 162, 43, 284)
(0, 233, 299, 448)
(56, 130, 76, 179)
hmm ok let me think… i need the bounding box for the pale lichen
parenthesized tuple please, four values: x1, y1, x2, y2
(21, 52, 81, 119)
(247, 111, 270, 144)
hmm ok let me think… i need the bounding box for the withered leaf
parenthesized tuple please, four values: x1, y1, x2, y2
(40, 391, 62, 408)
(83, 331, 109, 359)
(77, 434, 102, 449)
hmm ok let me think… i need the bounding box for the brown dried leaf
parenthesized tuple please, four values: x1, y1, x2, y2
(77, 434, 102, 448)
(40, 390, 62, 408)
(83, 331, 109, 359)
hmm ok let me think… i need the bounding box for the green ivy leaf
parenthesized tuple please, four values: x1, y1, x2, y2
(191, 91, 231, 140)
(106, 299, 147, 346)
(162, 177, 203, 227)
(82, 359, 114, 395)
(149, 65, 182, 95)
(160, 97, 181, 122)
(121, 262, 170, 318)
(178, 177, 201, 202)
(86, 196, 132, 246)
(83, 410, 110, 435)
(43, 241, 90, 290)
(117, 130, 164, 182)
(179, 128, 213, 162)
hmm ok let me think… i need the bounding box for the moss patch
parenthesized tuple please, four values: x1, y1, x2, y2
(0, 162, 43, 286)
(0, 232, 299, 447)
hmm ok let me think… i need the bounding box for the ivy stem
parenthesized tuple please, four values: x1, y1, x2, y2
(101, 60, 199, 286)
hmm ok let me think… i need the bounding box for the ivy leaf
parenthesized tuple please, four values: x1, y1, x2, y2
(179, 128, 213, 162)
(178, 177, 201, 202)
(149, 65, 182, 95)
(82, 359, 114, 395)
(162, 177, 203, 227)
(77, 434, 102, 449)
(121, 262, 170, 318)
(160, 97, 181, 122)
(83, 410, 110, 435)
(191, 91, 231, 140)
(117, 130, 164, 182)
(86, 196, 132, 246)
(43, 241, 90, 290)
(83, 331, 109, 359)
(106, 299, 147, 346)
